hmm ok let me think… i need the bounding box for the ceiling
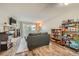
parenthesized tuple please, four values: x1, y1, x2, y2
(0, 3, 79, 23)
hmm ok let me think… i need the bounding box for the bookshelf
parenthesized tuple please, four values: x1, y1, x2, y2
(51, 29, 62, 43)
(61, 19, 79, 50)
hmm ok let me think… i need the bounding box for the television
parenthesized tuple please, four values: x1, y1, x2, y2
(9, 17, 16, 25)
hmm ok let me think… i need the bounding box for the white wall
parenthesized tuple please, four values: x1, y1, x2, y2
(0, 16, 22, 33)
(43, 6, 79, 34)
(0, 16, 9, 32)
(0, 17, 3, 32)
(1, 4, 79, 34)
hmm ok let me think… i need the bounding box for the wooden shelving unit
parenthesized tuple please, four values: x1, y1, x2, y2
(0, 17, 17, 51)
(61, 19, 79, 51)
(0, 32, 13, 51)
(51, 29, 62, 43)
(51, 19, 79, 51)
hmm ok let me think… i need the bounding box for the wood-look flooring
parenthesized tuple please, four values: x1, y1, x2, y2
(0, 42, 79, 56)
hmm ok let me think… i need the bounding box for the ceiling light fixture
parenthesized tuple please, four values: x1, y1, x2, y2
(64, 3, 69, 6)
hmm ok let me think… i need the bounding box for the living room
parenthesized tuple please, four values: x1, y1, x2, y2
(1, 3, 79, 56)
